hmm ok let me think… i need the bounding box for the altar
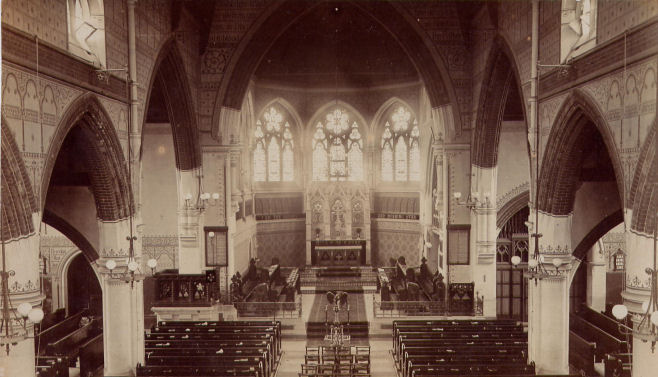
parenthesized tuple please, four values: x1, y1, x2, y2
(306, 182, 371, 265)
(311, 240, 366, 266)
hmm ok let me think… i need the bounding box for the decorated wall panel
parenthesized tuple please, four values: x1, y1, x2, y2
(256, 220, 306, 267)
(371, 219, 421, 267)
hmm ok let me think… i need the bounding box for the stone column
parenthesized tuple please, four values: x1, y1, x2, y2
(586, 242, 607, 312)
(0, 227, 43, 377)
(623, 230, 658, 377)
(97, 219, 144, 376)
(471, 165, 497, 317)
(178, 168, 203, 274)
(527, 211, 573, 375)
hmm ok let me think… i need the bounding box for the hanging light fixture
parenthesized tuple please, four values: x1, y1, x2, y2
(0, 240, 45, 355)
(611, 216, 658, 353)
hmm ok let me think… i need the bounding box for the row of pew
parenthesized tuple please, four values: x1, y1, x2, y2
(393, 319, 581, 377)
(137, 320, 282, 377)
(299, 345, 371, 377)
(569, 305, 631, 377)
(35, 309, 103, 377)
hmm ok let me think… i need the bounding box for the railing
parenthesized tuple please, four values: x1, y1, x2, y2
(234, 294, 302, 319)
(373, 294, 484, 318)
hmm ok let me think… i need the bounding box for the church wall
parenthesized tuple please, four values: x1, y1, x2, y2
(371, 219, 421, 267)
(496, 121, 530, 211)
(571, 181, 622, 251)
(140, 123, 179, 236)
(256, 220, 306, 267)
(537, 55, 657, 210)
(234, 217, 257, 272)
(44, 186, 100, 253)
(597, 0, 658, 45)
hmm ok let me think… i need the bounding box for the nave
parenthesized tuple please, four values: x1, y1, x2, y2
(2, 1, 658, 377)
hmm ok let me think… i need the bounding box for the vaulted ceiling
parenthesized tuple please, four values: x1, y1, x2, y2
(254, 2, 419, 88)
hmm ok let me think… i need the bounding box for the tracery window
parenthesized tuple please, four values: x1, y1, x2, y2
(381, 106, 420, 181)
(253, 106, 294, 182)
(312, 108, 363, 181)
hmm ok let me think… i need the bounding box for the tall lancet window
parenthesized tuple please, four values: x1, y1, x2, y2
(253, 106, 295, 182)
(381, 105, 420, 181)
(312, 108, 363, 181)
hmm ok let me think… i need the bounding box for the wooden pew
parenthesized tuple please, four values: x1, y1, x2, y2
(36, 310, 89, 354)
(79, 333, 103, 377)
(45, 318, 102, 363)
(36, 356, 69, 377)
(570, 314, 626, 359)
(578, 305, 625, 340)
(39, 309, 67, 333)
(137, 364, 262, 377)
(145, 355, 266, 377)
(569, 330, 597, 377)
(604, 353, 631, 377)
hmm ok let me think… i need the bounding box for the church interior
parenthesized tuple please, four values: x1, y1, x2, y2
(1, 1, 658, 377)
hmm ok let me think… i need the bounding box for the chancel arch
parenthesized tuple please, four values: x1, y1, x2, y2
(213, 0, 460, 142)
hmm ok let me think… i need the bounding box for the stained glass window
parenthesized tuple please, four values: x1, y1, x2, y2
(381, 105, 420, 181)
(253, 106, 294, 182)
(312, 108, 363, 181)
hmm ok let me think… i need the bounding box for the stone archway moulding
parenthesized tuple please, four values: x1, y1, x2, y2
(142, 37, 202, 171)
(537, 89, 624, 216)
(472, 35, 528, 169)
(41, 93, 132, 221)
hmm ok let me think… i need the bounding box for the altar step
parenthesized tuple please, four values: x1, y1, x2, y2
(300, 267, 378, 293)
(306, 321, 369, 339)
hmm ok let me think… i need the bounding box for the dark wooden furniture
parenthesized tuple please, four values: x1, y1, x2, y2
(139, 320, 282, 377)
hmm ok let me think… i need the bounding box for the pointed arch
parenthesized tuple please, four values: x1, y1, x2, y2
(537, 89, 624, 216)
(572, 209, 624, 261)
(42, 93, 132, 221)
(497, 190, 530, 230)
(307, 100, 369, 139)
(257, 97, 304, 137)
(42, 209, 99, 261)
(142, 37, 201, 171)
(472, 35, 527, 168)
(628, 119, 658, 234)
(370, 97, 418, 135)
(212, 0, 459, 141)
(309, 101, 366, 182)
(1, 117, 38, 241)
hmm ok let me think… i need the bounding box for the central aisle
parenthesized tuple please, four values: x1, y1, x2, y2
(275, 291, 397, 377)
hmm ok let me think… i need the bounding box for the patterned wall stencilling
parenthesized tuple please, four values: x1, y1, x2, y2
(371, 219, 421, 267)
(582, 59, 656, 195)
(255, 220, 305, 267)
(448, 264, 472, 284)
(256, 232, 306, 267)
(141, 235, 178, 271)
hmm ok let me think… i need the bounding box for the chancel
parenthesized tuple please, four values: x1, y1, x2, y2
(1, 1, 658, 377)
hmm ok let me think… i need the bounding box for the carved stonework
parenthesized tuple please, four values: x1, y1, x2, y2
(308, 182, 369, 241)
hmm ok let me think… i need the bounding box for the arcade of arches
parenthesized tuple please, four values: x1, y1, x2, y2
(1, 1, 658, 377)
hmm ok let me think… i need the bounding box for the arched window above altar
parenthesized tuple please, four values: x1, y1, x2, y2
(253, 106, 295, 182)
(312, 108, 363, 182)
(381, 105, 420, 182)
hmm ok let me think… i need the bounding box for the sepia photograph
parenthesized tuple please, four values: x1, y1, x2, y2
(0, 1, 657, 377)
